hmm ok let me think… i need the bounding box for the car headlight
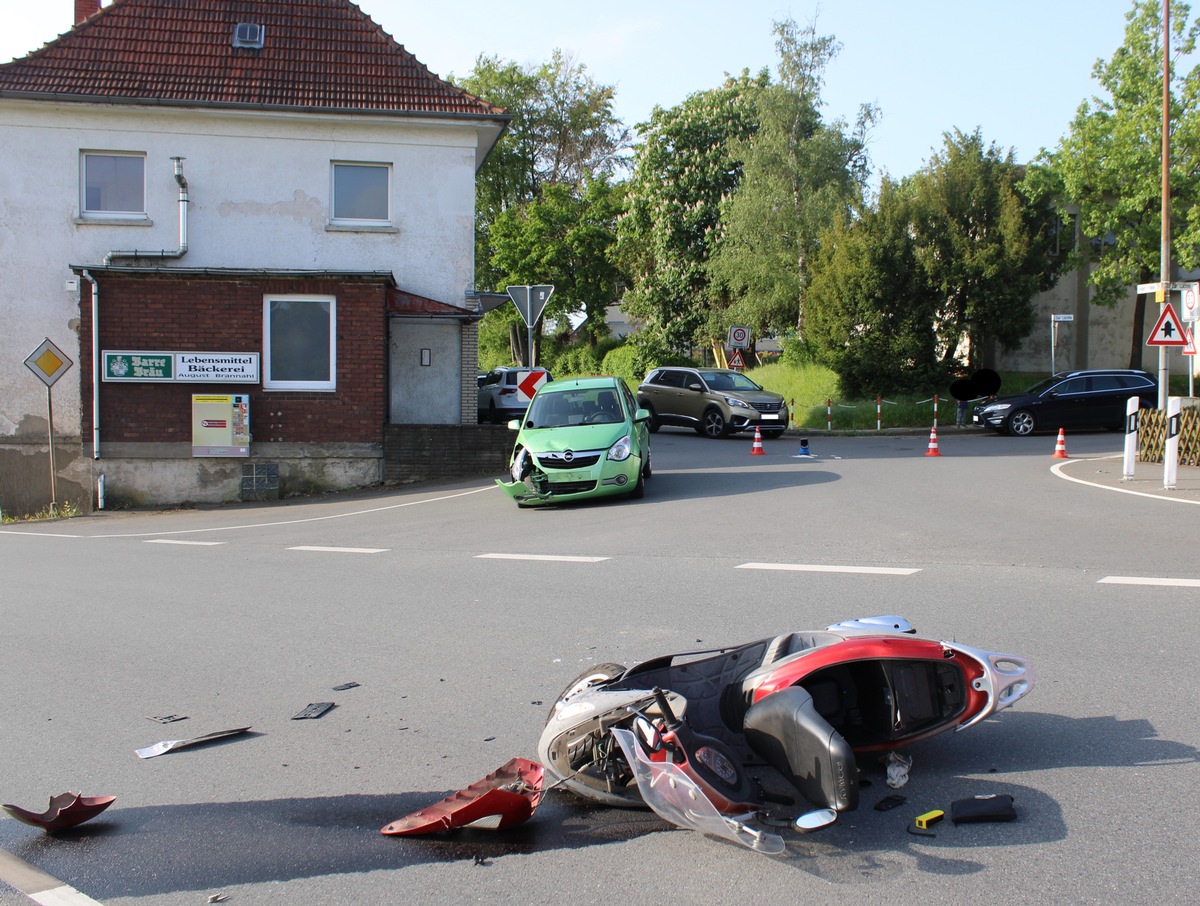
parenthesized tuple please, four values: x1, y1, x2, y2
(986, 403, 1011, 413)
(607, 434, 633, 461)
(725, 397, 751, 409)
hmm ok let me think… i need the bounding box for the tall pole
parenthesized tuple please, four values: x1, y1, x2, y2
(1159, 0, 1171, 408)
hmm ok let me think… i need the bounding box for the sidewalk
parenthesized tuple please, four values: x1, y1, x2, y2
(1051, 452, 1200, 504)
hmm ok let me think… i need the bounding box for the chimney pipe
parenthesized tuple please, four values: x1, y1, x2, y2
(75, 0, 102, 25)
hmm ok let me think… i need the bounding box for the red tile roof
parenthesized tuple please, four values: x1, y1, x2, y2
(0, 0, 506, 119)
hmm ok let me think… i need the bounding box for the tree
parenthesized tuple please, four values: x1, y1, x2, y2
(807, 178, 941, 396)
(489, 177, 626, 363)
(1025, 0, 1200, 369)
(911, 129, 1061, 370)
(614, 72, 767, 359)
(454, 52, 631, 295)
(705, 17, 877, 345)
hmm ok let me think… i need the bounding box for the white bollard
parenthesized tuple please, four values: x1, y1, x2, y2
(1122, 397, 1140, 480)
(1164, 397, 1181, 490)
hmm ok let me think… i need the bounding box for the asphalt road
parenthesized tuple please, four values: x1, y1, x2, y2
(1, 428, 1197, 905)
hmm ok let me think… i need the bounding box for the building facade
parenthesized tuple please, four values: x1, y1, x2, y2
(0, 0, 510, 513)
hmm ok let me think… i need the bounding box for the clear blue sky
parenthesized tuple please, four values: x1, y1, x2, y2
(3, 1, 1149, 183)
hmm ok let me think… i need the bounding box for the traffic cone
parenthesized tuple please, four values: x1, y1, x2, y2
(797, 437, 812, 456)
(924, 426, 941, 457)
(750, 426, 766, 455)
(1052, 428, 1069, 459)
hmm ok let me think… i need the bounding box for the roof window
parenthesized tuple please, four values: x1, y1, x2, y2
(233, 22, 265, 49)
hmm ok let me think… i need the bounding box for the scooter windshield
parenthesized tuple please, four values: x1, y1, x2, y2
(610, 728, 784, 855)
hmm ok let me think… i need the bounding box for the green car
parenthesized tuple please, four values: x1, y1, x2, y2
(496, 376, 653, 507)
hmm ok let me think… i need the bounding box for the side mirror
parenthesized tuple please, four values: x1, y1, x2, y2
(506, 419, 521, 431)
(635, 408, 651, 423)
(687, 383, 704, 392)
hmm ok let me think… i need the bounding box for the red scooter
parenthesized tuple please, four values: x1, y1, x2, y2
(537, 616, 1033, 850)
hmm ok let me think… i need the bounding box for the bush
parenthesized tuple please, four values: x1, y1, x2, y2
(600, 343, 647, 388)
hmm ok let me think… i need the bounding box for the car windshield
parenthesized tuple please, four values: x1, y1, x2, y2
(526, 387, 624, 428)
(699, 371, 762, 392)
(1022, 377, 1060, 396)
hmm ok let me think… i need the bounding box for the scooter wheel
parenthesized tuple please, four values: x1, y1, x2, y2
(548, 663, 627, 719)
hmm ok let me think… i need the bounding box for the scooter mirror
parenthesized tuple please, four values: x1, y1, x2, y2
(793, 808, 837, 832)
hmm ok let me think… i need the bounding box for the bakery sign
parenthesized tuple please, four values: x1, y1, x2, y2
(104, 351, 259, 383)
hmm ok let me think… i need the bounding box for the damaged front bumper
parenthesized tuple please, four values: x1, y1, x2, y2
(496, 446, 641, 506)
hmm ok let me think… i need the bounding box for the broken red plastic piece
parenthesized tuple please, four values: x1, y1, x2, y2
(2, 793, 116, 831)
(381, 757, 544, 836)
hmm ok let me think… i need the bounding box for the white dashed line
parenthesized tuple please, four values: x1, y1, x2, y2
(476, 553, 610, 563)
(1098, 576, 1200, 587)
(736, 562, 921, 575)
(145, 539, 225, 546)
(0, 848, 104, 905)
(288, 546, 388, 554)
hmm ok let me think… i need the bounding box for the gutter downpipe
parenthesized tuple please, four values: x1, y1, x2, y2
(91, 158, 190, 462)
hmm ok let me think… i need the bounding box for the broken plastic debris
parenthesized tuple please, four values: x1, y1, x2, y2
(207, 895, 229, 904)
(381, 757, 544, 836)
(332, 682, 361, 691)
(136, 727, 252, 759)
(1, 793, 116, 831)
(293, 702, 335, 720)
(146, 714, 188, 724)
(885, 751, 913, 789)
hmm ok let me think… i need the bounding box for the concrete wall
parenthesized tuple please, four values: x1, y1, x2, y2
(996, 268, 1199, 378)
(389, 320, 462, 424)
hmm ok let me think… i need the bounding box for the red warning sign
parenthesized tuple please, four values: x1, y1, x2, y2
(728, 349, 746, 369)
(1146, 303, 1188, 346)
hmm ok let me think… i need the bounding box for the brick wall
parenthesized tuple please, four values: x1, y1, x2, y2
(80, 273, 388, 447)
(383, 423, 512, 484)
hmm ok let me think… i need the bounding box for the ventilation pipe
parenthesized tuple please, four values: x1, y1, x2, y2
(104, 157, 189, 265)
(91, 158, 191, 460)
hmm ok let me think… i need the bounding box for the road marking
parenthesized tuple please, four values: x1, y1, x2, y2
(736, 562, 921, 575)
(0, 848, 104, 905)
(0, 485, 496, 540)
(1098, 576, 1200, 587)
(1052, 456, 1200, 505)
(477, 553, 610, 563)
(145, 539, 225, 546)
(289, 546, 388, 554)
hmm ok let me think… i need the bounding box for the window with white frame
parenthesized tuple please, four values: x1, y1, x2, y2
(331, 162, 390, 223)
(82, 152, 146, 216)
(263, 295, 336, 391)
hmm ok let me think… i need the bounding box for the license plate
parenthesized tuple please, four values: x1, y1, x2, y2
(760, 413, 779, 420)
(554, 471, 590, 483)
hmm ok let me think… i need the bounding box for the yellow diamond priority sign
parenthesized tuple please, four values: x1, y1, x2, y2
(25, 337, 74, 387)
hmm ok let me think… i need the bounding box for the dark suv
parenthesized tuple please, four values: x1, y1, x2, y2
(638, 367, 789, 438)
(972, 369, 1157, 435)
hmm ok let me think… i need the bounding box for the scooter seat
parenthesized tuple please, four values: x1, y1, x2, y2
(743, 686, 859, 813)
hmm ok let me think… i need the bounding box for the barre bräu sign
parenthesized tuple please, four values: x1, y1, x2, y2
(103, 351, 260, 383)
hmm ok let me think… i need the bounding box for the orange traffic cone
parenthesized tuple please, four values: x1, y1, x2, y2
(750, 426, 765, 455)
(924, 426, 941, 457)
(1052, 428, 1069, 459)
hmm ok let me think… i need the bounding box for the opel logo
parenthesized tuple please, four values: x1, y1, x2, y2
(562, 450, 575, 463)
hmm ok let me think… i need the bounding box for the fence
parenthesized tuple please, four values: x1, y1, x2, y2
(1138, 406, 1200, 466)
(789, 395, 962, 431)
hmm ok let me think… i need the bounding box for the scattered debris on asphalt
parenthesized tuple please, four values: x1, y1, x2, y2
(146, 714, 188, 724)
(332, 682, 360, 691)
(292, 703, 335, 720)
(136, 727, 252, 759)
(1, 793, 116, 831)
(380, 757, 544, 836)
